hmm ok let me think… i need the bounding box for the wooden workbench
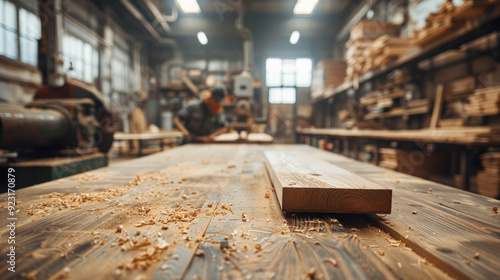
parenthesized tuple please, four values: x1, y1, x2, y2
(1, 144, 499, 280)
(297, 127, 500, 145)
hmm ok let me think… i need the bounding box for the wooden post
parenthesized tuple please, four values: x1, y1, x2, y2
(430, 84, 444, 129)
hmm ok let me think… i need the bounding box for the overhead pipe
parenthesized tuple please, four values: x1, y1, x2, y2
(120, 0, 177, 46)
(163, 5, 178, 22)
(144, 0, 172, 33)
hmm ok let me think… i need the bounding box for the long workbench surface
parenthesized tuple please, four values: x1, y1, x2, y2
(1, 144, 499, 280)
(298, 127, 500, 145)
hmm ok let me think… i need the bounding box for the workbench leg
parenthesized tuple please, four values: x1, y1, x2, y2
(459, 149, 470, 190)
(374, 140, 380, 166)
(353, 140, 359, 160)
(343, 139, 349, 157)
(138, 140, 143, 157)
(160, 139, 165, 151)
(334, 138, 340, 154)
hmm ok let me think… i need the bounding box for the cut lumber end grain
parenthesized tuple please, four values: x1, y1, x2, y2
(264, 150, 392, 214)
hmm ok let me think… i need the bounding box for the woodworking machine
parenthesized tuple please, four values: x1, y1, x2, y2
(0, 80, 114, 156)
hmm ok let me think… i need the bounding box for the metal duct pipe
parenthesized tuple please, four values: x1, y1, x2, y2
(235, 4, 253, 74)
(0, 104, 72, 150)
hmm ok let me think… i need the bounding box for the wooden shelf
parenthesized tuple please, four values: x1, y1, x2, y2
(297, 126, 500, 145)
(312, 6, 500, 104)
(364, 106, 429, 120)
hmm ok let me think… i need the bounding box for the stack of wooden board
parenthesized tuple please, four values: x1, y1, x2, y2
(464, 86, 500, 116)
(445, 76, 476, 101)
(379, 148, 399, 170)
(311, 59, 346, 100)
(414, 0, 497, 45)
(362, 35, 414, 73)
(349, 20, 399, 41)
(345, 20, 399, 82)
(264, 150, 392, 213)
(477, 152, 500, 198)
(378, 148, 446, 178)
(413, 1, 459, 45)
(407, 99, 430, 109)
(439, 118, 465, 128)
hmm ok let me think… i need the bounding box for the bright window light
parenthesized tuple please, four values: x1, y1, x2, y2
(293, 0, 319, 14)
(197, 31, 208, 45)
(175, 0, 200, 13)
(265, 58, 312, 88)
(269, 88, 296, 104)
(290, 31, 300, 45)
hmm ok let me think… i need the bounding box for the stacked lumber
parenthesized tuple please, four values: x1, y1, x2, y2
(464, 86, 500, 116)
(311, 59, 346, 100)
(439, 118, 465, 128)
(264, 150, 392, 213)
(413, 1, 459, 45)
(379, 148, 399, 170)
(477, 152, 500, 198)
(362, 35, 414, 73)
(407, 99, 430, 109)
(413, 0, 497, 45)
(345, 20, 399, 82)
(445, 76, 476, 100)
(379, 148, 446, 178)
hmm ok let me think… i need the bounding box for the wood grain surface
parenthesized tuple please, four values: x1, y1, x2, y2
(0, 144, 498, 280)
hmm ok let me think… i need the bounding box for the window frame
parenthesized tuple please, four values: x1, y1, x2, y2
(0, 0, 40, 69)
(62, 33, 99, 86)
(265, 57, 313, 104)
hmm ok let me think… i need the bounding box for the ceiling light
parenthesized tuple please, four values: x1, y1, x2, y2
(290, 31, 300, 45)
(293, 0, 319, 14)
(197, 31, 208, 45)
(175, 0, 200, 14)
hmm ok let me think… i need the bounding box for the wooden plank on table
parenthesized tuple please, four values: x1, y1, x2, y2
(430, 84, 444, 129)
(264, 150, 392, 213)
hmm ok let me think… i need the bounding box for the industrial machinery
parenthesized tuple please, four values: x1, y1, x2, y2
(0, 79, 114, 156)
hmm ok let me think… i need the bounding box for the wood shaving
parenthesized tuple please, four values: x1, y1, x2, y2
(325, 257, 338, 267)
(412, 211, 417, 214)
(493, 207, 498, 214)
(306, 267, 316, 278)
(264, 191, 270, 198)
(195, 250, 205, 256)
(227, 164, 236, 169)
(116, 225, 123, 233)
(474, 252, 480, 259)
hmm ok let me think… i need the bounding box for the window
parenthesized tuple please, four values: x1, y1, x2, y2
(19, 8, 41, 65)
(265, 58, 312, 88)
(266, 57, 312, 104)
(62, 34, 99, 84)
(269, 88, 296, 104)
(112, 46, 132, 93)
(0, 0, 40, 65)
